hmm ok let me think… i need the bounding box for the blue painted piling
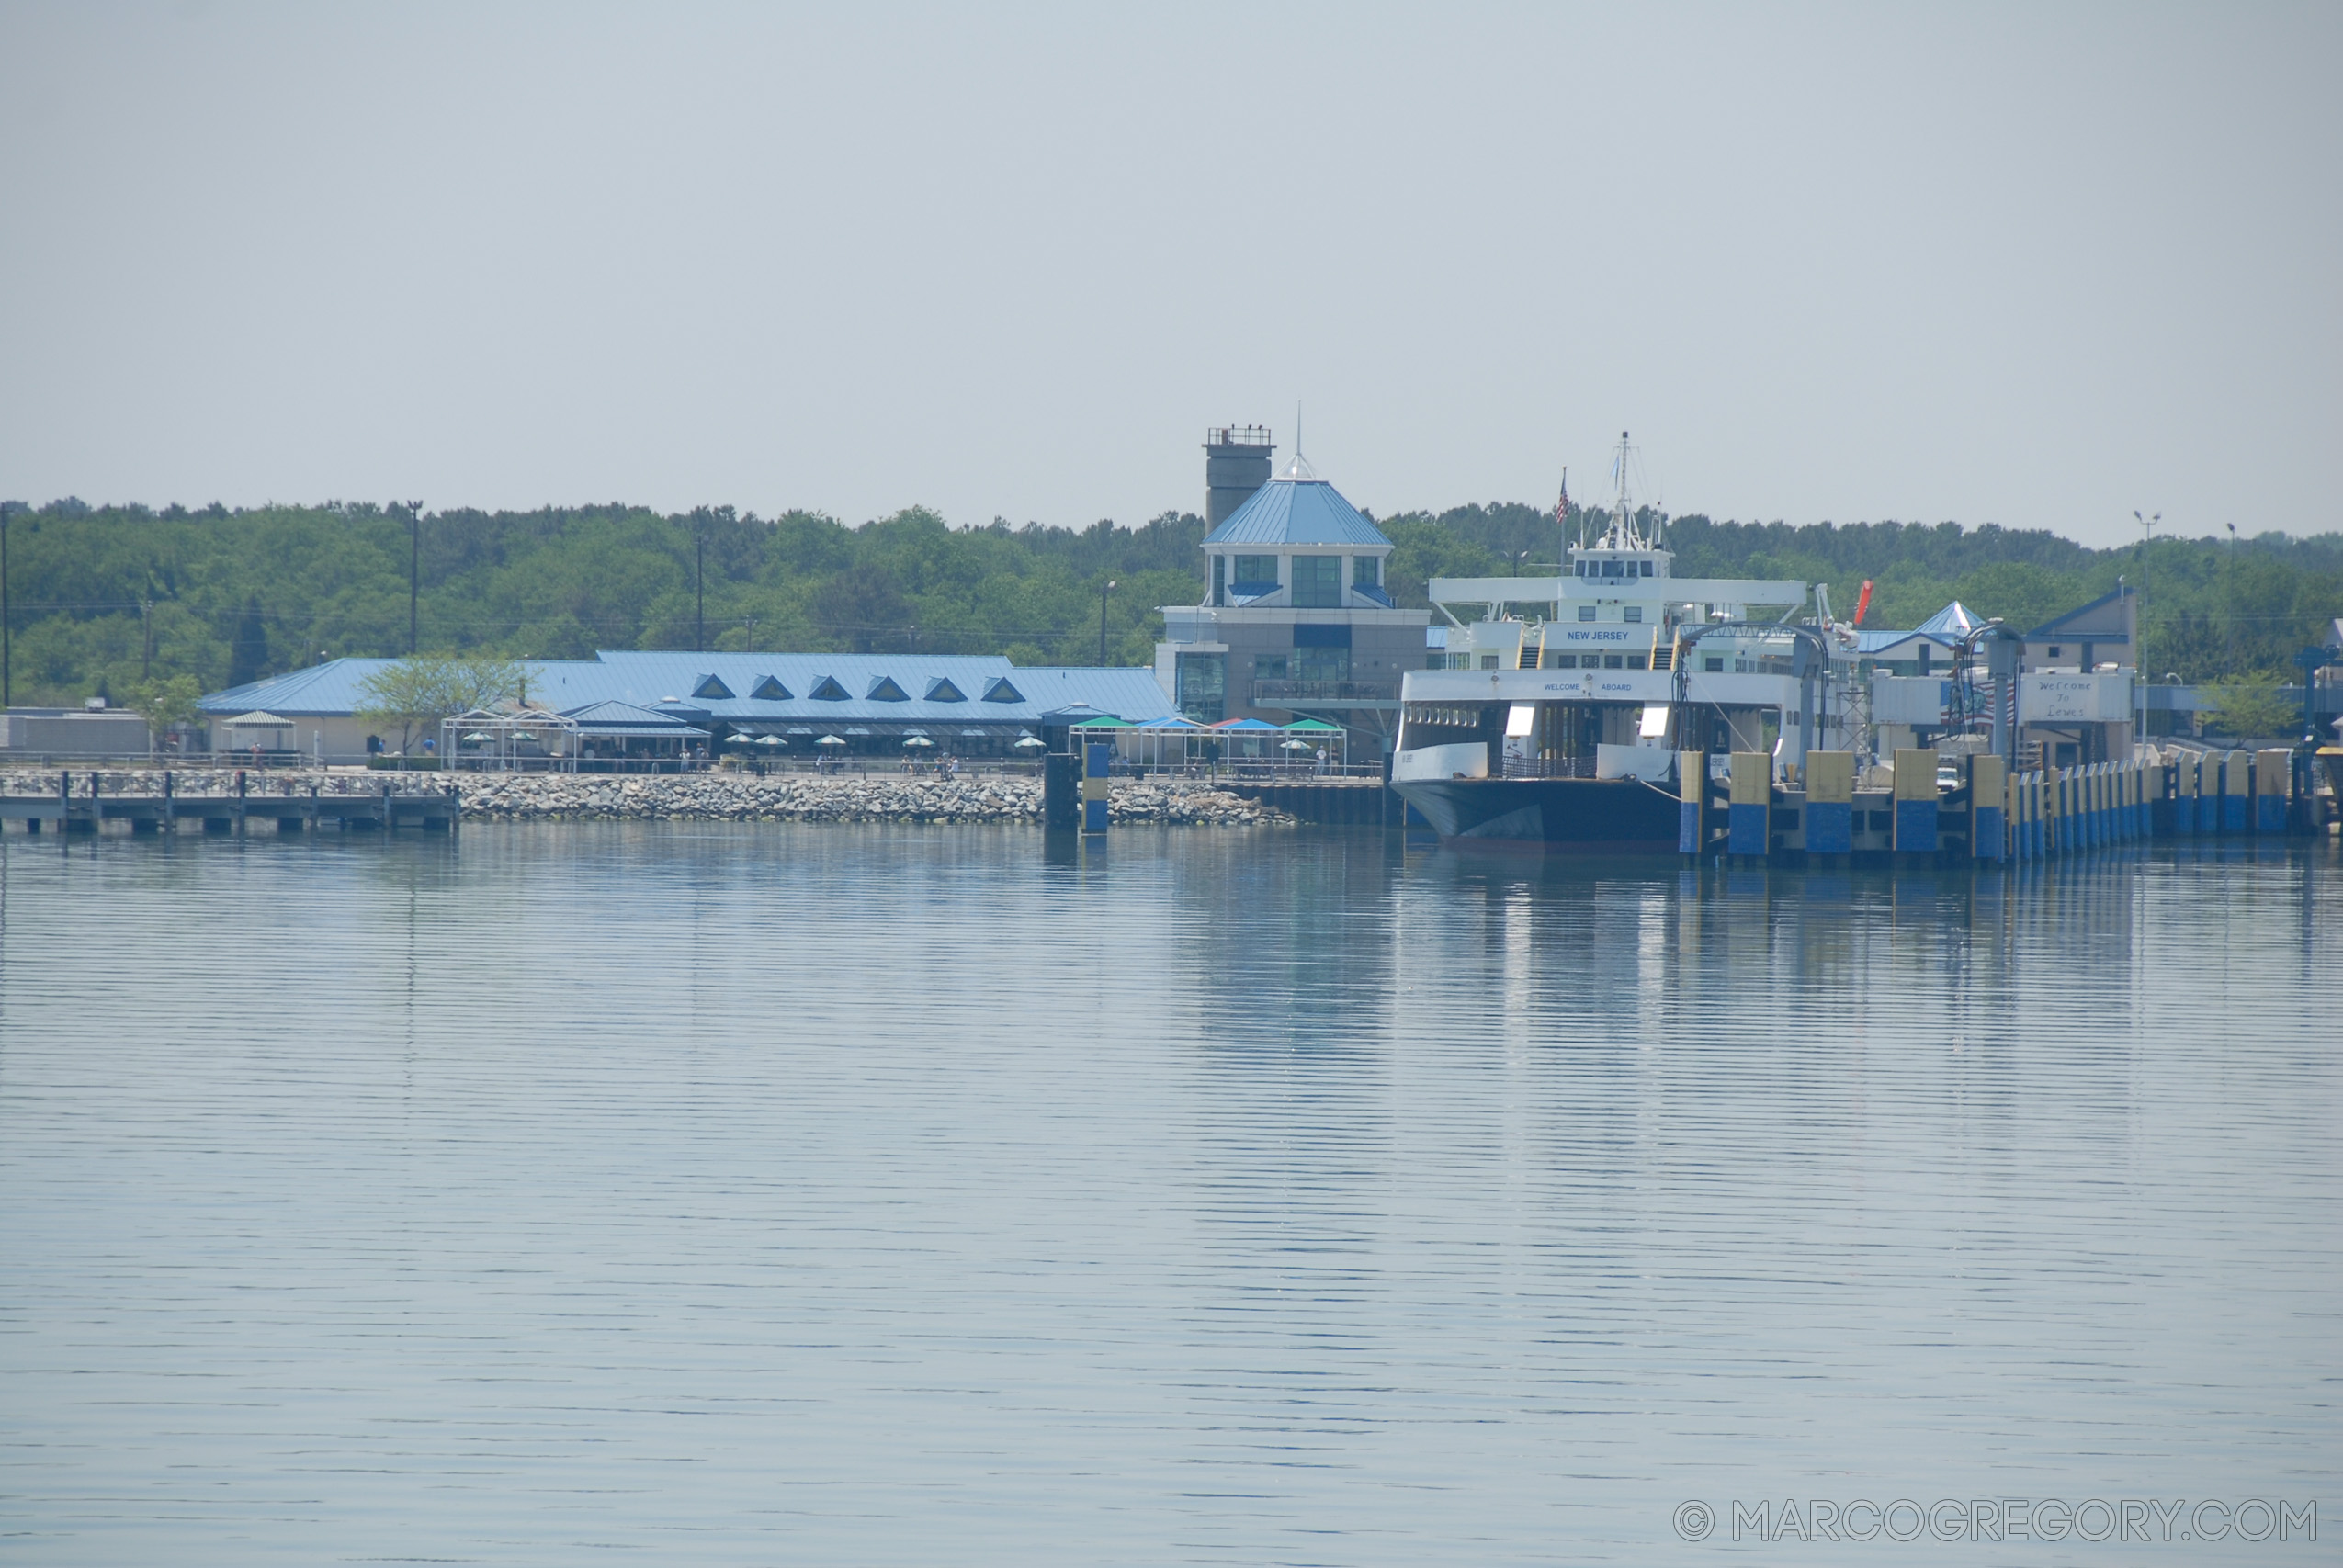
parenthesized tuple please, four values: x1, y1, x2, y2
(2254, 749, 2289, 834)
(1678, 751, 1705, 854)
(1805, 750, 1854, 856)
(1893, 749, 1938, 854)
(1971, 754, 2006, 862)
(1081, 742, 1111, 834)
(1727, 752, 1770, 858)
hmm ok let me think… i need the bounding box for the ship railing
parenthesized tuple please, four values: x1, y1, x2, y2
(1501, 756, 1598, 780)
(1251, 680, 1399, 705)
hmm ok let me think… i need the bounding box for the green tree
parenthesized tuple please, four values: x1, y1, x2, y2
(355, 654, 524, 754)
(124, 673, 206, 753)
(2202, 673, 2297, 740)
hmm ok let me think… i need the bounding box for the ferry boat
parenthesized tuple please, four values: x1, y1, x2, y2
(1390, 433, 1860, 852)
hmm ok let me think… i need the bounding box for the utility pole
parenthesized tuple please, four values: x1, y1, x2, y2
(2133, 510, 2158, 736)
(1099, 580, 1116, 666)
(2, 506, 11, 707)
(141, 599, 153, 680)
(406, 500, 424, 655)
(695, 527, 706, 652)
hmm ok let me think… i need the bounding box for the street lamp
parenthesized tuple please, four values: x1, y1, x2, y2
(2133, 510, 2158, 737)
(694, 525, 706, 653)
(2, 504, 11, 708)
(1099, 580, 1116, 667)
(406, 500, 425, 655)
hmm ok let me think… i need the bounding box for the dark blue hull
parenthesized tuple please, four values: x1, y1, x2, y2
(1392, 775, 1682, 853)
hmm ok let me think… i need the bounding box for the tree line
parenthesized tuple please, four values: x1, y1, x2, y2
(1, 495, 2336, 708)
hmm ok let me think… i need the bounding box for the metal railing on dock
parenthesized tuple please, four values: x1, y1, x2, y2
(0, 770, 461, 837)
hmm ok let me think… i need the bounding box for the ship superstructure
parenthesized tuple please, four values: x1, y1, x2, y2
(1391, 433, 1862, 850)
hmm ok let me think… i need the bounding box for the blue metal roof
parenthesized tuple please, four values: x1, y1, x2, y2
(1201, 478, 1391, 549)
(1852, 628, 1954, 656)
(2026, 586, 2134, 641)
(1915, 601, 1983, 636)
(562, 699, 703, 734)
(201, 652, 1170, 727)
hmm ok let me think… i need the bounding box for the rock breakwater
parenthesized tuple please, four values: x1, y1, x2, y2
(461, 772, 1291, 825)
(2, 765, 1296, 826)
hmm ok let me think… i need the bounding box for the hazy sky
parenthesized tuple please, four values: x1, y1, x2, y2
(2, 3, 2335, 547)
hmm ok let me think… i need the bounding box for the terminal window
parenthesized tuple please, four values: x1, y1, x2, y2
(1579, 604, 1597, 622)
(1291, 556, 1342, 608)
(1175, 653, 1226, 725)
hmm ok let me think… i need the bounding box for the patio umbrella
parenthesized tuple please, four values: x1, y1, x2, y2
(1281, 739, 1312, 750)
(757, 734, 784, 747)
(816, 735, 846, 747)
(462, 731, 492, 742)
(1013, 735, 1046, 750)
(902, 735, 936, 748)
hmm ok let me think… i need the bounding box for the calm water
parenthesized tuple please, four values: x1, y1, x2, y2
(2, 825, 2337, 1564)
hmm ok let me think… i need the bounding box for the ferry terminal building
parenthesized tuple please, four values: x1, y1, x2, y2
(198, 651, 1170, 766)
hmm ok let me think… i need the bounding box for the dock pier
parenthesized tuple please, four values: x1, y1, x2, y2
(1680, 746, 2322, 865)
(0, 772, 461, 837)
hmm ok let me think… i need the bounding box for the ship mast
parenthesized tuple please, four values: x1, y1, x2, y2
(1606, 429, 1647, 550)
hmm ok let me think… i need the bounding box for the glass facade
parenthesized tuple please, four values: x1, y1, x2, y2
(1231, 556, 1279, 591)
(1175, 652, 1226, 724)
(1291, 556, 1341, 607)
(1294, 645, 1352, 682)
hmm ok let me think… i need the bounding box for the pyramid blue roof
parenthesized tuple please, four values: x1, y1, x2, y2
(1202, 477, 1390, 548)
(561, 699, 705, 734)
(1915, 601, 1984, 636)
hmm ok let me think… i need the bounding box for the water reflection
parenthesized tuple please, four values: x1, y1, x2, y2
(0, 826, 2336, 1565)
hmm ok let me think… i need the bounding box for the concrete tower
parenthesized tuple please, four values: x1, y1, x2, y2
(1203, 425, 1274, 526)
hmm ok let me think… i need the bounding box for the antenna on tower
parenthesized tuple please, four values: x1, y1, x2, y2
(1283, 401, 1316, 479)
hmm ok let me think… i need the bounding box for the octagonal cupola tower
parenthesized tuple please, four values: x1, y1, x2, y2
(1157, 430, 1429, 745)
(1198, 452, 1396, 611)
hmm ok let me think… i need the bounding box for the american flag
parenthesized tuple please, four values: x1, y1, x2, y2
(1554, 468, 1569, 528)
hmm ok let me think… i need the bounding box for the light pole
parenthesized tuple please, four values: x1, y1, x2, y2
(2133, 510, 2157, 738)
(3, 507, 13, 707)
(406, 500, 424, 655)
(1099, 580, 1116, 666)
(695, 526, 706, 652)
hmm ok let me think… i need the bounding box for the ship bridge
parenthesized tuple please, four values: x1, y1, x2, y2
(1568, 545, 1671, 581)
